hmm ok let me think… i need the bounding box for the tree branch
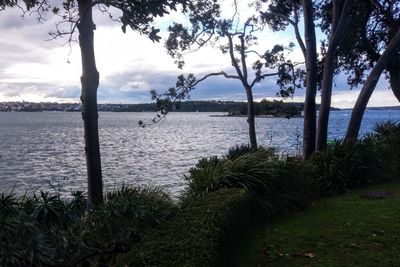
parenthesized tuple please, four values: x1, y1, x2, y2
(292, 5, 306, 58)
(331, 0, 354, 45)
(226, 32, 246, 82)
(239, 35, 248, 80)
(250, 72, 279, 88)
(142, 71, 240, 127)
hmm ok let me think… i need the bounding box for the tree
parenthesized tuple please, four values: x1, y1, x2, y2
(259, 0, 318, 159)
(14, 0, 186, 205)
(329, 0, 400, 140)
(316, 0, 354, 151)
(153, 0, 302, 150)
(342, 0, 400, 140)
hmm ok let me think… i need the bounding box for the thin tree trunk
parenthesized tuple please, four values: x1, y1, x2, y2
(301, 0, 318, 159)
(316, 0, 354, 151)
(77, 0, 103, 205)
(316, 47, 336, 151)
(245, 86, 257, 149)
(345, 29, 400, 141)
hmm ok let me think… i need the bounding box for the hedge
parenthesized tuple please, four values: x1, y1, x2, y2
(117, 188, 252, 267)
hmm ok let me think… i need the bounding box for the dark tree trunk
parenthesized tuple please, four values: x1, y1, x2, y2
(301, 0, 318, 159)
(316, 0, 353, 151)
(388, 58, 400, 102)
(345, 29, 400, 141)
(389, 69, 400, 102)
(77, 0, 103, 205)
(245, 86, 257, 150)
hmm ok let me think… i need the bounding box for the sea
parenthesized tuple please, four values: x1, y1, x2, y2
(0, 110, 399, 196)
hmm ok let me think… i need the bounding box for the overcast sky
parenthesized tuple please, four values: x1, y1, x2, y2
(0, 0, 398, 108)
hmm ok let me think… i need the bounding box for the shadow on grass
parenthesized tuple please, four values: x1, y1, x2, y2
(230, 181, 400, 267)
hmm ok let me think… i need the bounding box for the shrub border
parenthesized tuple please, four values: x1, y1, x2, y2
(117, 188, 252, 267)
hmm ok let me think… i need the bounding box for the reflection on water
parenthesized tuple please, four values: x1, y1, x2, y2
(0, 110, 399, 196)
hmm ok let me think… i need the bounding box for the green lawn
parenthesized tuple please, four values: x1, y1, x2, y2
(230, 182, 400, 267)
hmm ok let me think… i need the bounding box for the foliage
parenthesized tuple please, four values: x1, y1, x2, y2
(118, 188, 252, 267)
(332, 0, 400, 89)
(0, 186, 176, 266)
(306, 139, 388, 196)
(230, 181, 400, 266)
(368, 121, 400, 177)
(185, 146, 312, 216)
(307, 121, 400, 196)
(149, 0, 304, 129)
(226, 144, 255, 160)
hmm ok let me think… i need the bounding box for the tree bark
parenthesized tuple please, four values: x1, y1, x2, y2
(316, 0, 353, 151)
(244, 85, 257, 150)
(345, 29, 400, 141)
(77, 0, 103, 205)
(301, 0, 318, 159)
(316, 47, 336, 151)
(388, 57, 400, 102)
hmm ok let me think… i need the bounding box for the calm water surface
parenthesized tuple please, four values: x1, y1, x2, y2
(0, 110, 399, 196)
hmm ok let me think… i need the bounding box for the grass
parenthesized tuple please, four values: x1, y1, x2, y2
(230, 181, 400, 267)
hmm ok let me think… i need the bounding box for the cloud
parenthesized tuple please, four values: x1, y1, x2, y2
(0, 1, 398, 109)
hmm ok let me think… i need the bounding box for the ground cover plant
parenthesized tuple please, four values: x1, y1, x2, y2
(0, 186, 176, 266)
(229, 181, 400, 267)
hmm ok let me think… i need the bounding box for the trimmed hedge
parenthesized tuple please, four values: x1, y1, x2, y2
(117, 188, 252, 267)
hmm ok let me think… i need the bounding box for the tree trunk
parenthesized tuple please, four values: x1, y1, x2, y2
(316, 0, 354, 151)
(245, 86, 257, 150)
(301, 0, 318, 159)
(345, 29, 400, 141)
(77, 0, 103, 205)
(388, 58, 400, 102)
(316, 47, 336, 151)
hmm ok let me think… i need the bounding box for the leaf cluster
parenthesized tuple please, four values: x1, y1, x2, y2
(0, 186, 176, 266)
(119, 188, 252, 267)
(319, 0, 400, 88)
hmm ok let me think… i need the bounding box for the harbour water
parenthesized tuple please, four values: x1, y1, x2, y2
(0, 110, 399, 196)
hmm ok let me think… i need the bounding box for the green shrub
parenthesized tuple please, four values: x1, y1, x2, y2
(117, 188, 252, 267)
(369, 121, 400, 177)
(307, 139, 387, 195)
(185, 148, 312, 216)
(226, 144, 254, 160)
(0, 186, 176, 266)
(226, 144, 276, 161)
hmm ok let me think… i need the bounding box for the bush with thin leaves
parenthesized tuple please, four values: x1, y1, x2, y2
(185, 147, 312, 216)
(368, 121, 400, 177)
(0, 186, 176, 266)
(307, 138, 388, 196)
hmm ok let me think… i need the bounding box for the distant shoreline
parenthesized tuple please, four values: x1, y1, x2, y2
(209, 114, 303, 118)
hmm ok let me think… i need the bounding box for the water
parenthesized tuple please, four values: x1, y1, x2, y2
(0, 110, 399, 196)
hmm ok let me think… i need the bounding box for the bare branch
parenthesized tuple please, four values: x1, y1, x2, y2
(250, 72, 279, 88)
(244, 50, 263, 58)
(226, 32, 246, 82)
(238, 34, 248, 80)
(292, 4, 306, 58)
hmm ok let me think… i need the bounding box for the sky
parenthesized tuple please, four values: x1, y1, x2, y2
(0, 0, 398, 109)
